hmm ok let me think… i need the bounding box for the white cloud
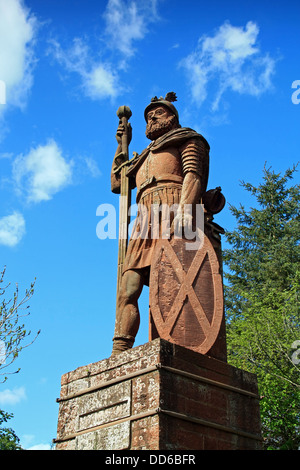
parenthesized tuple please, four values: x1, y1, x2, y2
(85, 63, 119, 100)
(84, 157, 101, 178)
(0, 212, 26, 247)
(13, 139, 73, 203)
(0, 0, 37, 112)
(103, 0, 159, 59)
(180, 21, 276, 111)
(21, 434, 51, 450)
(27, 443, 52, 450)
(0, 152, 13, 160)
(49, 37, 119, 100)
(48, 1, 161, 99)
(0, 386, 26, 405)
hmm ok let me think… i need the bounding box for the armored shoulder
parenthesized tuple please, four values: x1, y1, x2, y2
(180, 137, 209, 177)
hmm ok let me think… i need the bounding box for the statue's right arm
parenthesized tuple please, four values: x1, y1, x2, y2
(111, 122, 126, 193)
(111, 122, 135, 193)
(111, 147, 122, 194)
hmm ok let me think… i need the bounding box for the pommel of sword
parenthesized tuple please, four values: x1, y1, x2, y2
(116, 105, 132, 160)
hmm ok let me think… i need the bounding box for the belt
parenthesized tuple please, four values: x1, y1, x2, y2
(137, 174, 183, 201)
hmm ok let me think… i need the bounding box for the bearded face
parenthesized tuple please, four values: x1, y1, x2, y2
(145, 106, 179, 141)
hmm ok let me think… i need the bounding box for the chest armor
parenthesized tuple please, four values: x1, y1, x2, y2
(135, 146, 183, 190)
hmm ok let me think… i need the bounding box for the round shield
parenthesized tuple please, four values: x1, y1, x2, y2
(149, 233, 224, 355)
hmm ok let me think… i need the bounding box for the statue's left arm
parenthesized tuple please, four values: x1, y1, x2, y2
(175, 138, 209, 232)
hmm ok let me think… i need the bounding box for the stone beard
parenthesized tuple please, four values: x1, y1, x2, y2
(145, 113, 178, 141)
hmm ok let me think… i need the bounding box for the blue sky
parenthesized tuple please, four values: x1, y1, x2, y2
(0, 0, 299, 450)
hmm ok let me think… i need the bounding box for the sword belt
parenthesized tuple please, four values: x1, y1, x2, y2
(136, 174, 183, 201)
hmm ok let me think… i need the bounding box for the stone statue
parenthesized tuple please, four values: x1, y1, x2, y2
(111, 93, 226, 359)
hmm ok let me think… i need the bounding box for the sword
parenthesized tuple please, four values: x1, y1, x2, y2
(116, 105, 132, 295)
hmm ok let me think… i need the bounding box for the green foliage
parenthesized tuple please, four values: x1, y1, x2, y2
(223, 164, 300, 449)
(0, 409, 22, 450)
(0, 269, 40, 450)
(0, 267, 40, 383)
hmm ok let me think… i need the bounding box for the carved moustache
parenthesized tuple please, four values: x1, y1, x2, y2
(145, 114, 177, 140)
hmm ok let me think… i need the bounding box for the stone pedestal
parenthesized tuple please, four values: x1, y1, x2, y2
(54, 339, 262, 450)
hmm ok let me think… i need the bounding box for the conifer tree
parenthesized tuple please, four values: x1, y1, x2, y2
(223, 164, 300, 449)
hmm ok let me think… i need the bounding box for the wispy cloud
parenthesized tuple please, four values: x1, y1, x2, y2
(103, 0, 159, 60)
(48, 37, 120, 100)
(0, 152, 13, 160)
(2, 143, 99, 247)
(0, 386, 26, 405)
(84, 157, 102, 178)
(12, 139, 73, 204)
(27, 443, 51, 450)
(180, 21, 276, 111)
(0, 0, 38, 113)
(0, 212, 26, 247)
(48, 0, 161, 100)
(21, 434, 51, 450)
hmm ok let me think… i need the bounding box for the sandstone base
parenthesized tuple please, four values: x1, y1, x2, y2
(54, 339, 262, 450)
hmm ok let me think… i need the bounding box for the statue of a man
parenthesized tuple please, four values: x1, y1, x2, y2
(111, 93, 210, 355)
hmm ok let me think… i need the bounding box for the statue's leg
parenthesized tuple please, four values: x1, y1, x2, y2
(112, 269, 143, 355)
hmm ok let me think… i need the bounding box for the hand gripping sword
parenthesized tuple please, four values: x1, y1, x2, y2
(116, 105, 132, 295)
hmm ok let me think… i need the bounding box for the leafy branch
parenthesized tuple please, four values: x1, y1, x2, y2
(0, 266, 40, 383)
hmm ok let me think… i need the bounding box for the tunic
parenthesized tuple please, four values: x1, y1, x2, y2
(120, 127, 210, 279)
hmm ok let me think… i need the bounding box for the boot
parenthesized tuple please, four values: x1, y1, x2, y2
(111, 335, 135, 356)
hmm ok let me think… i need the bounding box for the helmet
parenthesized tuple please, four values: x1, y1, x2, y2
(144, 92, 179, 123)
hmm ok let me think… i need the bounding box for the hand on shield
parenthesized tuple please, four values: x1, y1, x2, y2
(173, 206, 193, 238)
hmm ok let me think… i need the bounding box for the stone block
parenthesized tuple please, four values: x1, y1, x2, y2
(54, 339, 262, 450)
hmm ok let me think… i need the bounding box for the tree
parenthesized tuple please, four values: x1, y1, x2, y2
(223, 164, 300, 449)
(0, 267, 40, 449)
(0, 266, 40, 383)
(0, 410, 22, 450)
